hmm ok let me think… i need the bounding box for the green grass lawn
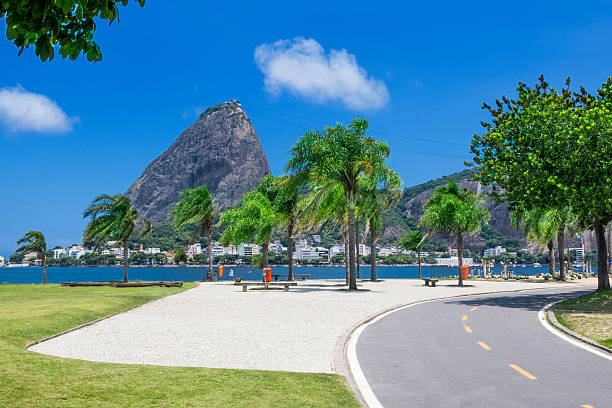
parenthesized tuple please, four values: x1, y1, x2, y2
(0, 284, 359, 407)
(554, 290, 612, 349)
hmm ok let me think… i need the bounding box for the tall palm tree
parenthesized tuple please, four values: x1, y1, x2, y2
(260, 175, 306, 281)
(171, 186, 216, 281)
(83, 194, 151, 282)
(286, 118, 391, 290)
(219, 190, 281, 270)
(360, 171, 403, 281)
(300, 184, 350, 284)
(16, 231, 47, 284)
(398, 230, 426, 279)
(512, 206, 571, 279)
(419, 181, 490, 286)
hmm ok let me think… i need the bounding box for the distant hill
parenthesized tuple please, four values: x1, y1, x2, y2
(381, 168, 521, 253)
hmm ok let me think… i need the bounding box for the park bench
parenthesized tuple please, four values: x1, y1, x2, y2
(271, 274, 310, 281)
(423, 278, 439, 287)
(233, 282, 298, 292)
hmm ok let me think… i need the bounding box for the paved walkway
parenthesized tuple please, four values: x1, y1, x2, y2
(354, 285, 611, 408)
(29, 279, 576, 373)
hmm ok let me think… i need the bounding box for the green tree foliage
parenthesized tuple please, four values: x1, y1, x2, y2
(398, 230, 425, 278)
(471, 75, 611, 290)
(172, 185, 216, 280)
(286, 118, 391, 290)
(257, 174, 306, 280)
(15, 231, 47, 283)
(83, 194, 151, 282)
(419, 181, 490, 286)
(172, 247, 187, 264)
(1, 0, 145, 62)
(9, 253, 24, 263)
(220, 190, 282, 269)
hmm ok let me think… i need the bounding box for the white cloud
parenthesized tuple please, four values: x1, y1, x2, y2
(0, 86, 76, 133)
(254, 38, 389, 110)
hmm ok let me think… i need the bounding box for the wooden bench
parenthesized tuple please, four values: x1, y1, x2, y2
(423, 278, 439, 287)
(233, 282, 298, 292)
(271, 274, 311, 281)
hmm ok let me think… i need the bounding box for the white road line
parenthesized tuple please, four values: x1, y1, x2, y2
(538, 302, 612, 362)
(347, 301, 433, 408)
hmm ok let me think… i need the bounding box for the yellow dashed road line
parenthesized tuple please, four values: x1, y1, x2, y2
(464, 326, 472, 333)
(509, 364, 537, 380)
(470, 306, 478, 312)
(581, 405, 594, 408)
(462, 315, 468, 321)
(477, 341, 491, 350)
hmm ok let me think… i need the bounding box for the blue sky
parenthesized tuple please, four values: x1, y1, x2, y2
(1, 0, 612, 256)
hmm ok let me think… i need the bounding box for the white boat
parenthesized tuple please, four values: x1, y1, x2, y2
(533, 262, 542, 267)
(229, 269, 234, 277)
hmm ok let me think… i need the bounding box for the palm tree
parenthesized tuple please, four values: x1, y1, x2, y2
(360, 171, 403, 281)
(512, 206, 571, 279)
(286, 118, 391, 290)
(171, 186, 216, 281)
(398, 230, 426, 279)
(419, 181, 490, 286)
(219, 190, 281, 270)
(83, 194, 151, 282)
(16, 231, 48, 284)
(259, 175, 306, 281)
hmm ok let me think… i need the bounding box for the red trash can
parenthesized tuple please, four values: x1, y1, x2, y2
(461, 265, 469, 280)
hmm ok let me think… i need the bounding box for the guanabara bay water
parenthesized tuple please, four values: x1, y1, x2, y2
(0, 265, 588, 285)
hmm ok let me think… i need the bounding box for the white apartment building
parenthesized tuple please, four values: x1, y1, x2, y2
(210, 243, 236, 258)
(144, 248, 161, 254)
(435, 256, 474, 266)
(358, 244, 370, 256)
(187, 243, 202, 255)
(269, 240, 287, 254)
(484, 246, 506, 257)
(237, 243, 260, 257)
(329, 243, 345, 256)
(54, 245, 92, 259)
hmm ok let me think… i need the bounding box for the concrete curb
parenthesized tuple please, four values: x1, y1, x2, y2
(26, 283, 198, 350)
(545, 303, 612, 354)
(334, 284, 569, 408)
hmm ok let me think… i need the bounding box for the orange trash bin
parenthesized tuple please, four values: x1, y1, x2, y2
(268, 267, 272, 282)
(461, 265, 469, 280)
(219, 265, 224, 278)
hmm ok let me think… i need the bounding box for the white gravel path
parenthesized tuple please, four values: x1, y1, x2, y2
(29, 279, 571, 373)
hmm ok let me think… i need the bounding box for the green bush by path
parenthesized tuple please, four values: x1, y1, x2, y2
(0, 284, 359, 407)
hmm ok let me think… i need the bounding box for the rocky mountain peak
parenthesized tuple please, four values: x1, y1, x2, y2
(125, 101, 271, 223)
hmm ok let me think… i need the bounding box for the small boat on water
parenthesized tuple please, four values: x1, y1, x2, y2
(533, 262, 541, 267)
(229, 269, 234, 277)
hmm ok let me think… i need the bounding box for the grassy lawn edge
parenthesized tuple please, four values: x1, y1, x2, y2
(552, 290, 612, 350)
(0, 283, 360, 408)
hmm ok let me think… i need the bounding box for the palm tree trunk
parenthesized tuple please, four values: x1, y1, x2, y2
(457, 232, 463, 287)
(417, 249, 421, 279)
(262, 239, 270, 269)
(557, 229, 565, 280)
(207, 223, 214, 281)
(287, 220, 294, 281)
(547, 241, 556, 278)
(355, 222, 360, 280)
(594, 218, 610, 291)
(123, 239, 129, 282)
(347, 197, 358, 291)
(343, 230, 349, 285)
(43, 254, 47, 285)
(370, 227, 377, 281)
